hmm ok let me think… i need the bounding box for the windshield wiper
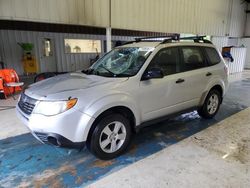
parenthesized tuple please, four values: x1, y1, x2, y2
(82, 68, 94, 75)
(98, 64, 116, 77)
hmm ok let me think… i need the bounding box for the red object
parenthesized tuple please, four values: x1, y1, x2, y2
(0, 69, 22, 98)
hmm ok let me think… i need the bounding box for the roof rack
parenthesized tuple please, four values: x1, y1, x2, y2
(124, 35, 212, 45)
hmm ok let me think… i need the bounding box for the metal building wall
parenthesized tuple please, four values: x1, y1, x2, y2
(211, 36, 229, 51)
(111, 0, 245, 36)
(229, 0, 247, 37)
(0, 0, 109, 27)
(0, 30, 135, 75)
(244, 4, 250, 36)
(226, 47, 247, 73)
(239, 38, 250, 69)
(0, 0, 247, 37)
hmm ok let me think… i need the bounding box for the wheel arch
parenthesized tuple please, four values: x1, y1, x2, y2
(86, 105, 137, 144)
(199, 82, 225, 106)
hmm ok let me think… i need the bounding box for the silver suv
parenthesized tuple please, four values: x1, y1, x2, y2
(16, 36, 229, 159)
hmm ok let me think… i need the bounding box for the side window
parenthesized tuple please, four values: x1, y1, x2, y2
(148, 47, 179, 76)
(204, 47, 221, 65)
(180, 47, 206, 71)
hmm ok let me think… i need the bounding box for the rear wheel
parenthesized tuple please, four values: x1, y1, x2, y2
(198, 89, 221, 119)
(87, 113, 132, 160)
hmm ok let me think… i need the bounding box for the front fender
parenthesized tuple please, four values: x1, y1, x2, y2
(83, 93, 141, 125)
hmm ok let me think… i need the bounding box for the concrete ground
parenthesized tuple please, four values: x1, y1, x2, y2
(0, 71, 250, 187)
(89, 107, 250, 188)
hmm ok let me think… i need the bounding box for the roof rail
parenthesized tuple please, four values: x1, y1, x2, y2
(123, 34, 180, 45)
(124, 35, 212, 45)
(135, 34, 180, 42)
(179, 36, 212, 44)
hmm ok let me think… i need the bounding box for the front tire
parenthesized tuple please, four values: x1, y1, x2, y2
(198, 89, 222, 119)
(88, 113, 132, 160)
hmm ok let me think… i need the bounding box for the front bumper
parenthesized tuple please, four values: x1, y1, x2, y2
(33, 132, 85, 148)
(16, 105, 95, 146)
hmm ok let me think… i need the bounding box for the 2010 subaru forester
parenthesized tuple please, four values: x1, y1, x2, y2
(16, 36, 229, 159)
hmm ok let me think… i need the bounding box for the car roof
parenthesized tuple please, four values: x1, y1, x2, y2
(121, 42, 160, 48)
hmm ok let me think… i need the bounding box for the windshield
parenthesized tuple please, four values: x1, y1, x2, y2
(83, 47, 154, 77)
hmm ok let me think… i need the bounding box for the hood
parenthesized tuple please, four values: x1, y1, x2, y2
(26, 72, 128, 98)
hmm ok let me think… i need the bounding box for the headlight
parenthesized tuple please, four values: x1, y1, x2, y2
(33, 98, 77, 116)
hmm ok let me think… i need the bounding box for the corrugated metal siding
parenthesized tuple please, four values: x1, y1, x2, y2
(111, 0, 231, 36)
(245, 14, 250, 37)
(0, 30, 135, 75)
(228, 38, 239, 46)
(0, 0, 246, 37)
(244, 3, 250, 37)
(229, 0, 247, 37)
(0, 0, 109, 27)
(226, 47, 247, 74)
(239, 38, 250, 69)
(211, 36, 228, 51)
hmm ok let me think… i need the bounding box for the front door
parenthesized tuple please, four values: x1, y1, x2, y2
(39, 38, 57, 72)
(139, 47, 188, 122)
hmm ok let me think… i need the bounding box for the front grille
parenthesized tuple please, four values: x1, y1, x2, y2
(34, 132, 48, 143)
(18, 93, 37, 115)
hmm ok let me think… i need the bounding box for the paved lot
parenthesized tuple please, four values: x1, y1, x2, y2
(0, 75, 250, 187)
(89, 107, 250, 188)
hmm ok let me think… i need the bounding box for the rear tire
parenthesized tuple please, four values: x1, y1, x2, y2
(87, 113, 132, 160)
(198, 89, 222, 119)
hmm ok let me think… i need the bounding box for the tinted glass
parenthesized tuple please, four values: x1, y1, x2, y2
(148, 47, 179, 76)
(180, 47, 206, 71)
(204, 47, 221, 65)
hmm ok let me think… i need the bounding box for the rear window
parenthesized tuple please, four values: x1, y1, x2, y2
(204, 47, 221, 65)
(180, 46, 206, 71)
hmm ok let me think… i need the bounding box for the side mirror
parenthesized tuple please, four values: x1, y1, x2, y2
(142, 67, 164, 80)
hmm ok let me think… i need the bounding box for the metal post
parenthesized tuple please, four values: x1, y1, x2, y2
(106, 27, 112, 52)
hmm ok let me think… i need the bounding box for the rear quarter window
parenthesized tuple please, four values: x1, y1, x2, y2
(204, 47, 221, 65)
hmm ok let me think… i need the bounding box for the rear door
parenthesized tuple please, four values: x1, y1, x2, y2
(178, 46, 210, 105)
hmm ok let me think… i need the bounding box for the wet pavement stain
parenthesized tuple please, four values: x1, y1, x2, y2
(24, 155, 33, 162)
(75, 176, 84, 185)
(33, 165, 77, 188)
(0, 79, 250, 187)
(226, 138, 250, 164)
(92, 160, 115, 168)
(127, 144, 138, 155)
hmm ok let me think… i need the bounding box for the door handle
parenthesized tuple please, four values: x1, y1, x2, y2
(176, 78, 185, 84)
(206, 72, 212, 76)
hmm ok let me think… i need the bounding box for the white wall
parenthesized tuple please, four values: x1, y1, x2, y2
(0, 0, 109, 27)
(227, 47, 247, 73)
(211, 37, 229, 51)
(239, 38, 250, 69)
(245, 4, 250, 36)
(0, 30, 135, 75)
(111, 0, 246, 37)
(0, 0, 247, 37)
(229, 0, 247, 37)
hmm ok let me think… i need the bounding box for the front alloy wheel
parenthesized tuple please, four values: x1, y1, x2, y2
(88, 114, 132, 160)
(99, 121, 127, 153)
